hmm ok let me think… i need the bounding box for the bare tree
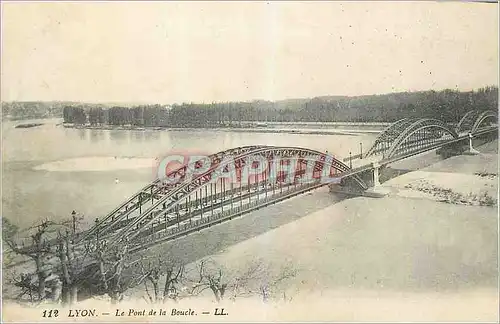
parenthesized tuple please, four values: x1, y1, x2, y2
(138, 258, 162, 303)
(221, 261, 297, 303)
(31, 211, 87, 305)
(136, 254, 185, 304)
(84, 235, 149, 304)
(55, 229, 91, 305)
(254, 263, 297, 303)
(188, 259, 228, 302)
(186, 258, 298, 303)
(4, 215, 148, 306)
(162, 261, 184, 302)
(228, 262, 265, 301)
(93, 241, 129, 303)
(4, 271, 36, 302)
(2, 219, 54, 302)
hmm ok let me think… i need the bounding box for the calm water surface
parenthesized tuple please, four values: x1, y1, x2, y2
(2, 118, 377, 228)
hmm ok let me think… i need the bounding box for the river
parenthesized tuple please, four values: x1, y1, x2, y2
(2, 118, 378, 229)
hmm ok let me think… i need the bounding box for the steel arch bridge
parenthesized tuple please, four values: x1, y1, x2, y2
(79, 146, 369, 252)
(364, 110, 498, 160)
(363, 118, 423, 158)
(68, 110, 497, 254)
(364, 118, 459, 159)
(79, 145, 268, 242)
(456, 110, 498, 134)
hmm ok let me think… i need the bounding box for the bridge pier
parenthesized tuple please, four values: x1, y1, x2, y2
(373, 162, 381, 187)
(363, 162, 390, 198)
(464, 133, 480, 155)
(329, 162, 389, 198)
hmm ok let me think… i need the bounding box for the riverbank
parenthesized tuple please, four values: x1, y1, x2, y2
(62, 123, 382, 136)
(33, 156, 157, 172)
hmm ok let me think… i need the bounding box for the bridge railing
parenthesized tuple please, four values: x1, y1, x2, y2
(128, 181, 320, 251)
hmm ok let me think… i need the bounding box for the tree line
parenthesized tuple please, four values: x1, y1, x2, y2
(61, 87, 498, 127)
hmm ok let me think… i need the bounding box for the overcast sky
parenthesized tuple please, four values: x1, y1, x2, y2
(1, 1, 498, 104)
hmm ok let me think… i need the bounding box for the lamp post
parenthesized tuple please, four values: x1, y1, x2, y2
(95, 218, 100, 249)
(71, 210, 77, 235)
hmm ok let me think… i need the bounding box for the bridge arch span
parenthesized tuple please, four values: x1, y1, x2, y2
(471, 110, 497, 133)
(456, 110, 480, 133)
(79, 145, 271, 242)
(105, 146, 367, 246)
(457, 110, 498, 134)
(385, 118, 459, 159)
(364, 118, 420, 158)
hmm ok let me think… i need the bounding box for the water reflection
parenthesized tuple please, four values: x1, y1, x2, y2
(89, 130, 107, 143)
(144, 130, 160, 141)
(2, 119, 376, 164)
(109, 130, 128, 142)
(132, 131, 145, 142)
(77, 129, 88, 141)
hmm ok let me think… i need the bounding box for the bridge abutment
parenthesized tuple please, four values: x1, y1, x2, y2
(329, 163, 389, 198)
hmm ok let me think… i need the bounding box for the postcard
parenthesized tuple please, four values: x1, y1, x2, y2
(1, 1, 498, 322)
